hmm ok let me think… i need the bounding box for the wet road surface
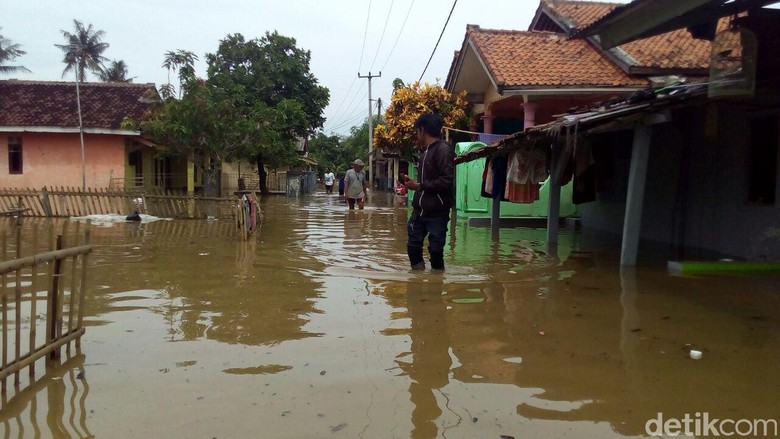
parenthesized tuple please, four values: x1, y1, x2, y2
(1, 192, 779, 438)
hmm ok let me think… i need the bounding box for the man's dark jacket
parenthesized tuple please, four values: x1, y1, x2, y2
(411, 140, 455, 216)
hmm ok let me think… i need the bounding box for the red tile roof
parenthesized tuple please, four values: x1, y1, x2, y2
(542, 0, 619, 31)
(467, 26, 647, 89)
(0, 80, 159, 131)
(541, 0, 720, 71)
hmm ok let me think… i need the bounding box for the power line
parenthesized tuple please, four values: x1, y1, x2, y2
(328, 109, 369, 133)
(326, 76, 358, 129)
(380, 0, 416, 72)
(357, 0, 373, 72)
(328, 0, 373, 129)
(418, 0, 457, 83)
(369, 0, 395, 72)
(326, 88, 369, 131)
(325, 83, 367, 130)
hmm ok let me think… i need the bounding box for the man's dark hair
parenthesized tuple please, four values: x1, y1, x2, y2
(414, 113, 443, 137)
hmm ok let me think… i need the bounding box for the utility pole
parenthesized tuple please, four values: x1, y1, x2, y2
(358, 71, 381, 187)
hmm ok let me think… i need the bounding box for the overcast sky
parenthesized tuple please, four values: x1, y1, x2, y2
(1, 0, 627, 135)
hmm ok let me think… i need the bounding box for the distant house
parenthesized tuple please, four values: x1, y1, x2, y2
(220, 137, 319, 195)
(0, 80, 172, 190)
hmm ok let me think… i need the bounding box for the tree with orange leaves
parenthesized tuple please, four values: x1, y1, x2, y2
(374, 80, 468, 159)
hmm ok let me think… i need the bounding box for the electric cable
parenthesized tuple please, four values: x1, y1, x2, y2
(418, 0, 458, 83)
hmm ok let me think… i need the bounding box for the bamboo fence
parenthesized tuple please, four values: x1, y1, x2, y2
(0, 221, 91, 394)
(0, 187, 239, 219)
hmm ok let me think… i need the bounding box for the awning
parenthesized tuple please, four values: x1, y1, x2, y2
(455, 82, 710, 164)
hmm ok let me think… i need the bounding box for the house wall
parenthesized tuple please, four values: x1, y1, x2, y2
(579, 105, 780, 260)
(0, 132, 125, 189)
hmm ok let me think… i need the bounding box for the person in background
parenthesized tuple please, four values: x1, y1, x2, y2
(395, 178, 408, 206)
(402, 113, 454, 270)
(323, 167, 335, 194)
(338, 173, 345, 196)
(344, 159, 368, 210)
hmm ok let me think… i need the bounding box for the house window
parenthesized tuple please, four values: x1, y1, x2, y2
(748, 115, 779, 205)
(8, 137, 23, 174)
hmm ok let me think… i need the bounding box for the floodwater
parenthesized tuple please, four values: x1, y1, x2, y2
(1, 193, 779, 439)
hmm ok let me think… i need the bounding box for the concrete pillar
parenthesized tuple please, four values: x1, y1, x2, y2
(482, 115, 495, 135)
(621, 124, 652, 266)
(547, 142, 563, 254)
(523, 102, 537, 130)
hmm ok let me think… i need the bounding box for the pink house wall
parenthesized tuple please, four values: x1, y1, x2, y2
(0, 132, 126, 189)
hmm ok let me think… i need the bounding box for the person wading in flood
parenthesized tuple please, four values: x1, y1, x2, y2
(402, 113, 454, 270)
(345, 159, 368, 210)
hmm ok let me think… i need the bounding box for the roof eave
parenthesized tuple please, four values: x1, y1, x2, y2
(0, 126, 141, 136)
(501, 86, 646, 96)
(466, 38, 502, 94)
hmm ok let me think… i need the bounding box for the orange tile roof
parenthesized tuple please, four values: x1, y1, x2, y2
(467, 26, 647, 89)
(542, 0, 723, 71)
(542, 0, 619, 31)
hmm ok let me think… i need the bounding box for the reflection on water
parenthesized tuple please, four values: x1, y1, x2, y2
(1, 192, 779, 438)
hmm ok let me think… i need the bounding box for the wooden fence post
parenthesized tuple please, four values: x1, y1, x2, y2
(48, 235, 64, 360)
(41, 187, 53, 217)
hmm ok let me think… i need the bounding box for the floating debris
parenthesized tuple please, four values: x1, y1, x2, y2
(450, 298, 485, 304)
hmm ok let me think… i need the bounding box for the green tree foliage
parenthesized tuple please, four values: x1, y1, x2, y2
(55, 20, 109, 82)
(98, 59, 132, 82)
(143, 76, 246, 196)
(143, 31, 329, 195)
(205, 31, 330, 192)
(0, 28, 30, 75)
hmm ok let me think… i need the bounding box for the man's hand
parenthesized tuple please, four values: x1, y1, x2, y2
(402, 174, 419, 191)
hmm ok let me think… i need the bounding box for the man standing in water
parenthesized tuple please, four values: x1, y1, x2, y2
(323, 167, 335, 194)
(402, 113, 454, 270)
(345, 159, 368, 209)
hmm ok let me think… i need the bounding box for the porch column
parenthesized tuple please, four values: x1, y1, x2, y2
(393, 158, 399, 188)
(546, 141, 564, 257)
(621, 124, 652, 266)
(482, 114, 495, 135)
(523, 102, 537, 129)
(483, 112, 500, 238)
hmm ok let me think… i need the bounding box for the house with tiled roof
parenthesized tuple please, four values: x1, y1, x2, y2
(0, 80, 181, 190)
(451, 0, 780, 266)
(446, 0, 723, 136)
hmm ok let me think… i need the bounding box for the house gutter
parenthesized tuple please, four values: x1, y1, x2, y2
(0, 126, 141, 136)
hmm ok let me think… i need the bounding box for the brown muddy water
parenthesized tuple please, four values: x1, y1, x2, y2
(1, 192, 779, 439)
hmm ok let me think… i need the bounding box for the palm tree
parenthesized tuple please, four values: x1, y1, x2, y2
(54, 19, 109, 82)
(162, 49, 198, 98)
(98, 59, 132, 82)
(0, 28, 31, 74)
(54, 19, 109, 191)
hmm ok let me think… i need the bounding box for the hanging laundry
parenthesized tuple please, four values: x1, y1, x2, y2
(481, 155, 509, 201)
(507, 149, 547, 185)
(503, 149, 546, 204)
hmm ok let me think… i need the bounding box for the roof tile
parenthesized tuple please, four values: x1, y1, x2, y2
(468, 26, 647, 88)
(0, 80, 159, 130)
(543, 0, 724, 71)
